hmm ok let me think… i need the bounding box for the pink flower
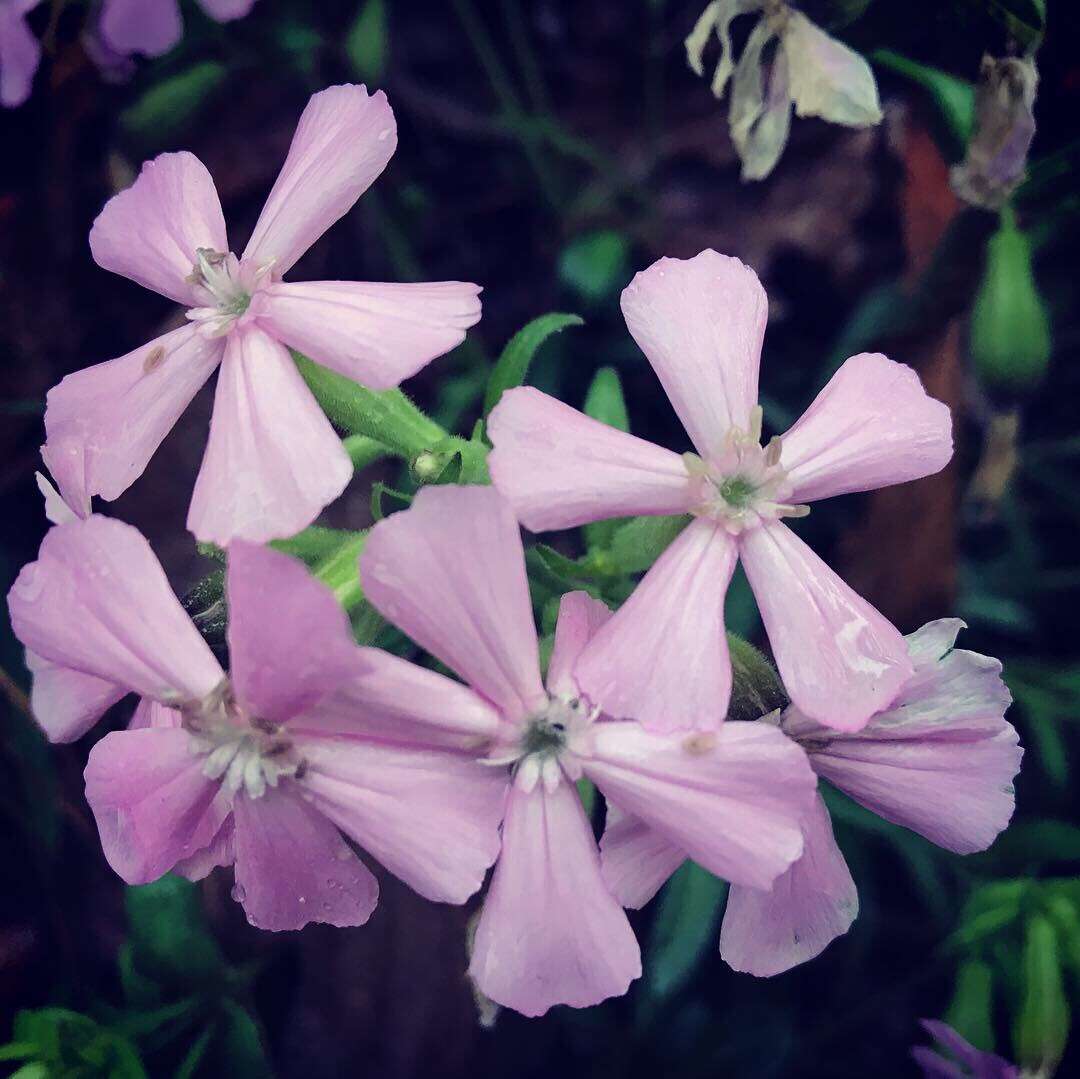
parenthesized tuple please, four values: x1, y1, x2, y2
(42, 84, 482, 545)
(98, 0, 257, 59)
(601, 619, 1022, 977)
(0, 1, 41, 108)
(913, 1020, 1019, 1079)
(488, 249, 953, 732)
(361, 485, 817, 1015)
(7, 515, 506, 930)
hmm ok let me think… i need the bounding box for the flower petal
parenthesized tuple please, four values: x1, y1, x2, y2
(187, 326, 352, 545)
(197, 0, 256, 20)
(24, 650, 127, 743)
(8, 516, 224, 707)
(232, 784, 378, 931)
(99, 0, 181, 57)
(226, 542, 360, 724)
(35, 472, 83, 525)
(546, 591, 613, 700)
(487, 387, 694, 531)
(620, 250, 768, 457)
(89, 151, 227, 302)
(42, 325, 223, 511)
(720, 792, 857, 976)
(599, 805, 684, 909)
(468, 780, 640, 1017)
(298, 736, 506, 905)
(0, 3, 41, 108)
(740, 522, 913, 731)
(729, 19, 792, 182)
(574, 519, 736, 732)
(129, 698, 182, 729)
(84, 728, 229, 884)
(361, 485, 546, 722)
(780, 354, 953, 504)
(585, 720, 815, 891)
(174, 816, 234, 882)
(258, 280, 482, 391)
(242, 84, 396, 276)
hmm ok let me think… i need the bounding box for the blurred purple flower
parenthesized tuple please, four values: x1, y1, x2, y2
(98, 0, 258, 59)
(913, 1020, 1020, 1078)
(0, 0, 41, 108)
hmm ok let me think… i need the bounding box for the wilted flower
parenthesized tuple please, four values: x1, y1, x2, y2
(0, 1, 41, 108)
(912, 1019, 1020, 1079)
(7, 516, 507, 929)
(362, 485, 816, 1016)
(98, 0, 258, 58)
(41, 84, 482, 545)
(601, 620, 1022, 977)
(489, 250, 953, 733)
(686, 0, 883, 179)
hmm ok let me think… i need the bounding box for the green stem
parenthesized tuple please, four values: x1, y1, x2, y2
(313, 531, 369, 611)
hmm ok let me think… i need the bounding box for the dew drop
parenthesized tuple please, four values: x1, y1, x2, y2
(231, 882, 246, 902)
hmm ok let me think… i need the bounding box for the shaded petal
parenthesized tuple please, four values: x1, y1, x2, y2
(187, 326, 352, 545)
(42, 325, 223, 510)
(780, 353, 953, 504)
(35, 472, 83, 524)
(585, 720, 815, 891)
(242, 84, 396, 276)
(298, 735, 506, 905)
(258, 280, 482, 391)
(914, 1020, 1019, 1079)
(226, 542, 359, 724)
(468, 780, 640, 1017)
(599, 805, 684, 909)
(0, 3, 41, 108)
(546, 591, 613, 700)
(99, 0, 181, 57)
(197, 0, 256, 20)
(24, 650, 126, 744)
(232, 784, 377, 931)
(361, 485, 546, 722)
(740, 522, 912, 731)
(89, 151, 226, 302)
(8, 516, 224, 705)
(488, 387, 694, 531)
(294, 647, 503, 752)
(84, 728, 229, 883)
(129, 698, 182, 730)
(174, 815, 234, 881)
(620, 251, 767, 457)
(575, 519, 736, 731)
(720, 793, 857, 976)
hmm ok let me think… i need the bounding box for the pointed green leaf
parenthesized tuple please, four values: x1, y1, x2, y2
(482, 313, 584, 418)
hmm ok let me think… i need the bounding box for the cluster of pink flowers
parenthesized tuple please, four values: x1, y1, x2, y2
(8, 83, 1022, 1018)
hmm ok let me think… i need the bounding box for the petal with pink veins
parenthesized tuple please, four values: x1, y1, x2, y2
(468, 780, 640, 1017)
(780, 353, 953, 504)
(361, 485, 546, 722)
(42, 324, 223, 511)
(620, 250, 768, 458)
(545, 591, 613, 700)
(740, 521, 912, 731)
(187, 327, 352, 545)
(89, 151, 227, 301)
(720, 792, 858, 976)
(242, 85, 396, 276)
(599, 805, 684, 909)
(574, 519, 736, 732)
(24, 650, 126, 744)
(259, 280, 481, 390)
(0, 2, 41, 108)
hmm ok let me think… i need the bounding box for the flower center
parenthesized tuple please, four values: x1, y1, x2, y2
(685, 405, 809, 534)
(184, 249, 273, 338)
(486, 695, 594, 793)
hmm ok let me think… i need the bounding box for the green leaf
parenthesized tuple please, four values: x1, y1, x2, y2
(727, 635, 786, 722)
(175, 1023, 216, 1079)
(343, 433, 392, 471)
(482, 313, 584, 418)
(558, 230, 631, 304)
(606, 515, 691, 575)
(312, 530, 369, 611)
(215, 1001, 272, 1079)
(345, 0, 388, 82)
(871, 50, 974, 152)
(121, 63, 228, 145)
(946, 958, 997, 1052)
(581, 366, 630, 552)
(272, 525, 357, 567)
(1014, 914, 1070, 1072)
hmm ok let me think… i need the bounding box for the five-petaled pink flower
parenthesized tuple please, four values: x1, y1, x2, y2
(98, 0, 257, 59)
(488, 249, 953, 733)
(361, 484, 817, 1016)
(601, 619, 1022, 976)
(7, 515, 507, 930)
(42, 84, 482, 545)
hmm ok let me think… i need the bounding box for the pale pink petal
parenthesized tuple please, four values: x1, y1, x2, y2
(226, 542, 359, 724)
(8, 516, 224, 704)
(740, 521, 912, 731)
(99, 0, 181, 56)
(546, 591, 613, 700)
(488, 387, 695, 531)
(780, 354, 953, 503)
(620, 250, 768, 458)
(585, 721, 815, 891)
(258, 280, 482, 391)
(128, 698, 182, 730)
(0, 3, 41, 108)
(174, 816, 234, 881)
(187, 326, 352, 545)
(89, 151, 227, 302)
(468, 780, 640, 1017)
(293, 647, 503, 752)
(361, 485, 546, 722)
(242, 85, 396, 276)
(35, 472, 83, 524)
(297, 735, 506, 904)
(84, 728, 229, 884)
(574, 519, 736, 731)
(24, 650, 126, 744)
(599, 805, 684, 909)
(232, 784, 377, 931)
(720, 793, 857, 976)
(197, 0, 256, 20)
(42, 325, 223, 510)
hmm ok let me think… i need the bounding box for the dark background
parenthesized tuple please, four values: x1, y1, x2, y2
(2, 1, 1079, 1076)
